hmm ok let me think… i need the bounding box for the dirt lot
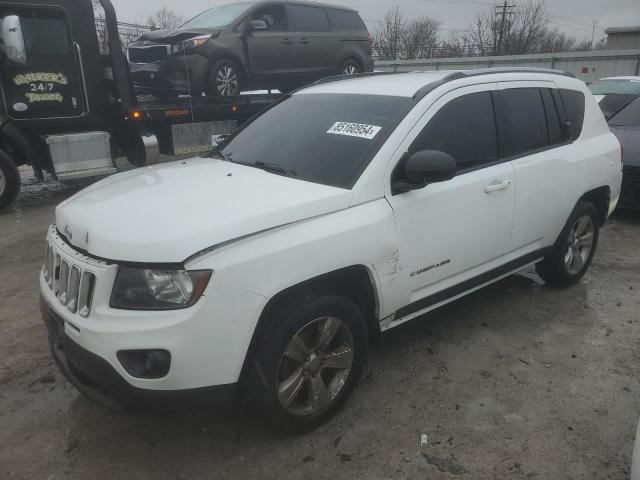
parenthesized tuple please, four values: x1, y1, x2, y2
(1, 171, 639, 480)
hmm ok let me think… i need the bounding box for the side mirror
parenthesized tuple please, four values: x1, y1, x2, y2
(212, 134, 229, 147)
(393, 150, 456, 194)
(2, 15, 27, 64)
(248, 20, 267, 32)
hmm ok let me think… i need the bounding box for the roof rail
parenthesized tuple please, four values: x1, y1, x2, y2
(459, 67, 575, 78)
(312, 71, 408, 86)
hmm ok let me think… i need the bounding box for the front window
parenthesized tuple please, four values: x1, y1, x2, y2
(180, 3, 252, 29)
(218, 93, 413, 189)
(590, 79, 640, 96)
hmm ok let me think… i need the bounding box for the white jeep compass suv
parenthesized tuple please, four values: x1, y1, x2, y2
(41, 68, 622, 429)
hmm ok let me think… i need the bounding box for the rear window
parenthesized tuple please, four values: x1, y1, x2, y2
(287, 5, 329, 32)
(501, 88, 549, 156)
(559, 89, 585, 140)
(327, 9, 366, 30)
(609, 97, 640, 127)
(219, 94, 413, 189)
(590, 79, 640, 96)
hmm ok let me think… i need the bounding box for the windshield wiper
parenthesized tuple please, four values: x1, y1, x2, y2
(254, 161, 297, 178)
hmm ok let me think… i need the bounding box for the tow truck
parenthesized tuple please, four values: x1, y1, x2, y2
(0, 0, 282, 209)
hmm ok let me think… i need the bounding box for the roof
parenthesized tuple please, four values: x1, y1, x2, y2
(605, 26, 640, 34)
(297, 68, 575, 98)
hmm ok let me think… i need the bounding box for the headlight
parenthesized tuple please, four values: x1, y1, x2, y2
(110, 267, 212, 310)
(172, 34, 212, 55)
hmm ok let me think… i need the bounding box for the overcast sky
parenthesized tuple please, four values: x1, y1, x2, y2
(111, 0, 640, 43)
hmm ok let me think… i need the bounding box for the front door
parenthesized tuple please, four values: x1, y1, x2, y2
(245, 4, 292, 87)
(386, 85, 516, 317)
(0, 5, 86, 120)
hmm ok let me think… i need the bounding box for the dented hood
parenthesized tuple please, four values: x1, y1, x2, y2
(55, 158, 352, 264)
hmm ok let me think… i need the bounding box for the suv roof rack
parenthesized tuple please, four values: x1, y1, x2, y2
(312, 71, 408, 86)
(458, 67, 575, 78)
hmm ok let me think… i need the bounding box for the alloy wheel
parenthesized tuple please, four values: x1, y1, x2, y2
(564, 214, 595, 275)
(343, 64, 359, 75)
(216, 65, 239, 96)
(276, 316, 355, 416)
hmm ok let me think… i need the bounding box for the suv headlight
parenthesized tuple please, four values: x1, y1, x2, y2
(172, 34, 212, 55)
(110, 267, 212, 310)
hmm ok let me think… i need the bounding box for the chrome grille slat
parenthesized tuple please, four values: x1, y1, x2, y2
(44, 235, 97, 318)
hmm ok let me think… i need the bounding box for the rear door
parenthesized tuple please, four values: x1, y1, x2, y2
(0, 5, 87, 120)
(244, 3, 293, 85)
(498, 83, 584, 255)
(285, 4, 337, 82)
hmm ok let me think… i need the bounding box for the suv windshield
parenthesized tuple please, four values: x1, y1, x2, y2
(218, 93, 413, 189)
(590, 79, 640, 96)
(180, 3, 252, 29)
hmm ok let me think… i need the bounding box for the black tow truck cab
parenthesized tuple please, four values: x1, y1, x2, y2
(0, 0, 282, 209)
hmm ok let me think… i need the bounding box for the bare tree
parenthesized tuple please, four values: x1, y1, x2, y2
(402, 17, 440, 59)
(372, 6, 407, 60)
(146, 6, 183, 31)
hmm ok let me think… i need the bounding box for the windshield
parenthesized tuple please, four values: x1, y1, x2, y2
(218, 93, 414, 189)
(180, 3, 252, 29)
(590, 79, 640, 96)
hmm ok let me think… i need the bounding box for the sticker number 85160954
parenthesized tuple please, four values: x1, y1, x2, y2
(327, 122, 382, 140)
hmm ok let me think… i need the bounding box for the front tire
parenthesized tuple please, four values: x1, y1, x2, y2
(536, 200, 600, 287)
(206, 59, 244, 97)
(339, 59, 361, 76)
(0, 149, 20, 210)
(247, 294, 367, 431)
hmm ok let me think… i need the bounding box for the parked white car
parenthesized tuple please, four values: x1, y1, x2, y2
(41, 68, 622, 429)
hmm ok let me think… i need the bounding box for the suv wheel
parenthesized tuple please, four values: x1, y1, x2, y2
(207, 60, 243, 97)
(536, 200, 600, 287)
(340, 60, 361, 76)
(247, 294, 367, 431)
(0, 149, 20, 210)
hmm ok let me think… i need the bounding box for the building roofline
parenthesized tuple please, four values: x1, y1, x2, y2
(605, 25, 640, 34)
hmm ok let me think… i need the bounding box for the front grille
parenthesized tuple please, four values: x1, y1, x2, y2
(128, 45, 169, 64)
(43, 237, 97, 318)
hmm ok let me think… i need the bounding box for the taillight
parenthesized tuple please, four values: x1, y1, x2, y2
(368, 34, 374, 45)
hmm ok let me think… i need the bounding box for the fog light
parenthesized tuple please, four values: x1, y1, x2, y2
(117, 349, 171, 379)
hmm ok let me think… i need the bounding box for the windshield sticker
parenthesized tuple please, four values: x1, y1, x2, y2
(327, 122, 382, 140)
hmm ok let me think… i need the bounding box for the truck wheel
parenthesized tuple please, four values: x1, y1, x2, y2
(0, 149, 20, 210)
(536, 201, 600, 287)
(206, 60, 244, 97)
(247, 294, 367, 431)
(339, 59, 361, 75)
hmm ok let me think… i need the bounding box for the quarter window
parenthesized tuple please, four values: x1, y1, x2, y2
(287, 5, 329, 32)
(327, 9, 366, 30)
(559, 89, 585, 140)
(409, 91, 499, 171)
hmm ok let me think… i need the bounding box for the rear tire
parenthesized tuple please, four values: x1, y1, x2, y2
(246, 294, 367, 432)
(536, 201, 600, 287)
(0, 149, 20, 210)
(206, 59, 245, 97)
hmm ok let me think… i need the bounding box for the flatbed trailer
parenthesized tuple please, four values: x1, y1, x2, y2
(0, 0, 283, 209)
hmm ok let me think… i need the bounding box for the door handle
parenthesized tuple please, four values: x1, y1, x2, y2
(298, 38, 310, 44)
(281, 38, 294, 45)
(484, 179, 511, 193)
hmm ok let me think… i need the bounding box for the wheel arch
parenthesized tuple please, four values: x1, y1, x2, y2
(237, 264, 380, 388)
(0, 122, 44, 177)
(338, 55, 364, 73)
(579, 185, 610, 226)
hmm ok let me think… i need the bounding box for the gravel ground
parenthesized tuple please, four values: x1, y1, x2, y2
(1, 170, 639, 480)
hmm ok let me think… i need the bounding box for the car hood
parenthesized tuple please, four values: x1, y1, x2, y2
(134, 28, 219, 45)
(610, 126, 640, 168)
(55, 158, 352, 264)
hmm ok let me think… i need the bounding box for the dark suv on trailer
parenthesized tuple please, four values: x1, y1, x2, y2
(128, 1, 374, 98)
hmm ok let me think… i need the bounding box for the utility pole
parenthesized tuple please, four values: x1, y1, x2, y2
(495, 1, 516, 55)
(590, 19, 599, 50)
